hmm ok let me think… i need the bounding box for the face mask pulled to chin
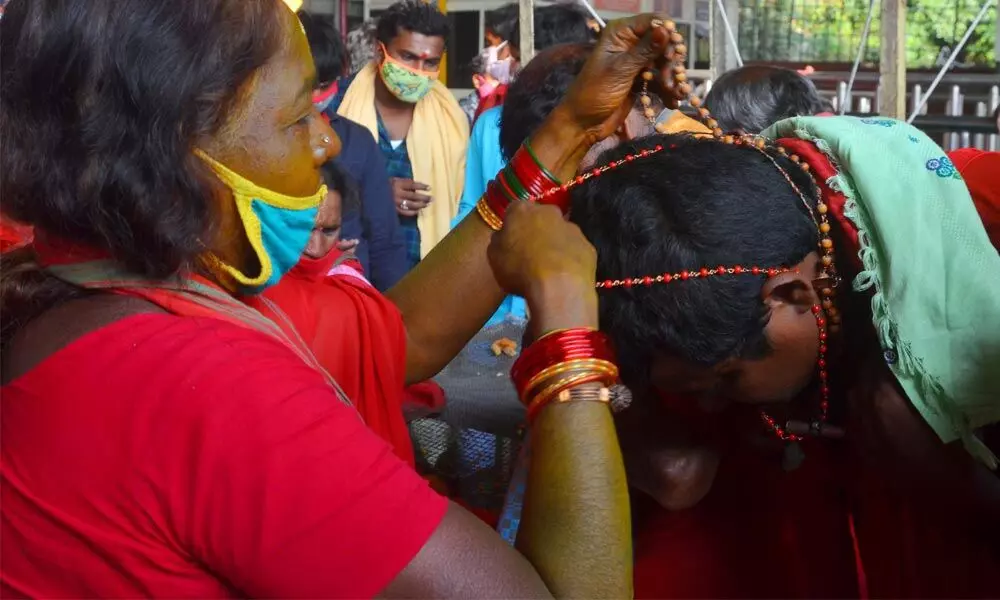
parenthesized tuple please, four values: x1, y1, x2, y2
(291, 249, 341, 281)
(195, 149, 326, 294)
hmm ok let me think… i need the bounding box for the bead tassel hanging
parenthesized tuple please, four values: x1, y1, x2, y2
(760, 305, 831, 441)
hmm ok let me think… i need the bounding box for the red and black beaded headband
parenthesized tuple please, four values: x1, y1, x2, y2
(522, 20, 843, 442)
(521, 19, 841, 331)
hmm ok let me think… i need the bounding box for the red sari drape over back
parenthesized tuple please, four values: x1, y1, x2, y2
(252, 254, 415, 466)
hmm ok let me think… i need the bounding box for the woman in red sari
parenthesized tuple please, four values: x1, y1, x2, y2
(0, 0, 684, 595)
(570, 126, 1000, 598)
(257, 163, 416, 464)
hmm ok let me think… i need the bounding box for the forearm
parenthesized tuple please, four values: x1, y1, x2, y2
(388, 215, 504, 384)
(514, 283, 632, 598)
(517, 402, 632, 598)
(388, 108, 590, 383)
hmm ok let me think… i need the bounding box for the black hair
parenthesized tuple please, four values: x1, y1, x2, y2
(509, 5, 595, 54)
(499, 41, 663, 161)
(499, 42, 593, 160)
(375, 0, 450, 47)
(569, 134, 821, 386)
(485, 3, 518, 40)
(705, 66, 831, 134)
(0, 0, 285, 346)
(322, 161, 360, 215)
(299, 10, 347, 85)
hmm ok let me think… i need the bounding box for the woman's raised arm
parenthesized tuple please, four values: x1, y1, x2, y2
(386, 15, 682, 384)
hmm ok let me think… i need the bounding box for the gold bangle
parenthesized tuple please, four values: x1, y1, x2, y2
(555, 385, 612, 406)
(533, 326, 598, 344)
(476, 196, 503, 231)
(523, 358, 618, 401)
(527, 372, 616, 421)
(526, 367, 619, 416)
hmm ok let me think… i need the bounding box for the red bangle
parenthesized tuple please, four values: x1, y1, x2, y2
(510, 141, 560, 186)
(508, 143, 571, 213)
(511, 328, 617, 401)
(497, 169, 526, 203)
(485, 179, 513, 220)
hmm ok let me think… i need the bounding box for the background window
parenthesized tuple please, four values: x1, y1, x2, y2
(447, 10, 483, 89)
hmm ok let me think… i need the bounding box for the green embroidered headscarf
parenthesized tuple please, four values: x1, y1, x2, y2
(764, 116, 1000, 468)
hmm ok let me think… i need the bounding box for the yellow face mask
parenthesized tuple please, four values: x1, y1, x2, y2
(195, 149, 327, 293)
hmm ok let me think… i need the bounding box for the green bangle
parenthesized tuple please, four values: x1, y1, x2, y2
(502, 166, 531, 201)
(495, 171, 520, 204)
(524, 139, 561, 184)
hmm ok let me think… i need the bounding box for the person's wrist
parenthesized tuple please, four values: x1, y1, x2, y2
(527, 106, 593, 182)
(525, 271, 599, 336)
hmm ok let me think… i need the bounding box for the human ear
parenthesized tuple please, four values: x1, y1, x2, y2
(761, 271, 817, 314)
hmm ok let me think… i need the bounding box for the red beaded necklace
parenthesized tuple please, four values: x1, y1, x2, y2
(525, 20, 841, 443)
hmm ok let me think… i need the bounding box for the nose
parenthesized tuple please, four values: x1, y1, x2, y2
(312, 111, 341, 165)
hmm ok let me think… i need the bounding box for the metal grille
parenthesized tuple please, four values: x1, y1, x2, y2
(410, 318, 529, 512)
(736, 0, 997, 68)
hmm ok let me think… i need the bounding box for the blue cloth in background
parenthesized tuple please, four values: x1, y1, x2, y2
(328, 114, 408, 291)
(453, 106, 527, 326)
(372, 116, 420, 270)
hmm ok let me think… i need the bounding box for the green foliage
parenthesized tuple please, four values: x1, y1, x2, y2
(737, 0, 997, 67)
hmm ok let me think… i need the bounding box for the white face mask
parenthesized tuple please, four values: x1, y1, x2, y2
(480, 41, 514, 84)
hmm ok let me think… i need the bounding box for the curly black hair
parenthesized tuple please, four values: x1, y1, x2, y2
(569, 134, 821, 386)
(0, 0, 286, 345)
(375, 0, 450, 47)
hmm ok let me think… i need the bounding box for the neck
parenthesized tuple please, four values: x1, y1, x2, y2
(373, 70, 416, 115)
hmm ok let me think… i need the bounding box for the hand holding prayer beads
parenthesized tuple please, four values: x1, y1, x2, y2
(558, 14, 690, 143)
(476, 14, 700, 224)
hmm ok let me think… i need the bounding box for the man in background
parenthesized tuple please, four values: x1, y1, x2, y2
(300, 11, 407, 291)
(329, 0, 469, 272)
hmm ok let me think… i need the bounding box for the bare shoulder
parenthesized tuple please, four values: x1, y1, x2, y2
(380, 502, 551, 599)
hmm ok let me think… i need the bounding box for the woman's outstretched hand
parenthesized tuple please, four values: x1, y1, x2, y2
(562, 14, 683, 144)
(488, 202, 598, 335)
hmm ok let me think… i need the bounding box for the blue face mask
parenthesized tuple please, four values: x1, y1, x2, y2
(195, 150, 326, 294)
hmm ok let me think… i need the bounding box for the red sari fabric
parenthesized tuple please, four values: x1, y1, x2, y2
(254, 253, 415, 466)
(633, 140, 1000, 599)
(0, 215, 32, 252)
(2, 314, 446, 597)
(474, 84, 507, 122)
(948, 149, 1000, 248)
(633, 396, 860, 599)
(633, 397, 1000, 598)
